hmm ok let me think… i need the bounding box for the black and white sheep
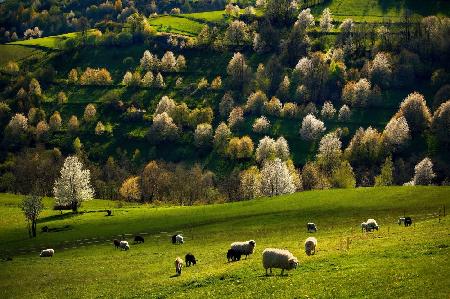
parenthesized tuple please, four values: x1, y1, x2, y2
(262, 248, 298, 275)
(134, 236, 144, 243)
(362, 219, 379, 232)
(119, 240, 130, 251)
(305, 237, 317, 256)
(230, 240, 256, 259)
(113, 239, 120, 249)
(398, 217, 412, 227)
(307, 223, 317, 233)
(185, 253, 197, 267)
(361, 222, 368, 232)
(175, 257, 183, 275)
(227, 249, 242, 262)
(40, 249, 54, 257)
(171, 234, 184, 245)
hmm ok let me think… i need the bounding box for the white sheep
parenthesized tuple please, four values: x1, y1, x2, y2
(39, 249, 54, 257)
(230, 240, 256, 258)
(176, 235, 184, 244)
(175, 257, 183, 275)
(366, 219, 379, 231)
(119, 240, 130, 251)
(262, 248, 298, 275)
(304, 237, 317, 256)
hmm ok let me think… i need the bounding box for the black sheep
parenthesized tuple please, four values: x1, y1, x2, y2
(113, 239, 120, 249)
(227, 249, 241, 262)
(185, 253, 197, 267)
(404, 217, 412, 227)
(171, 234, 177, 244)
(134, 236, 144, 243)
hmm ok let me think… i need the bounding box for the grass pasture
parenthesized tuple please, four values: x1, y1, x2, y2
(0, 187, 449, 298)
(0, 44, 46, 66)
(148, 16, 205, 36)
(312, 0, 450, 22)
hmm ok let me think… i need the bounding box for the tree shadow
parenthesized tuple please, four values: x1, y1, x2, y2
(169, 274, 180, 278)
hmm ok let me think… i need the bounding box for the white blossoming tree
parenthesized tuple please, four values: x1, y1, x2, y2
(383, 116, 410, 151)
(260, 158, 295, 197)
(412, 157, 435, 186)
(300, 114, 326, 141)
(53, 156, 94, 212)
(319, 8, 334, 32)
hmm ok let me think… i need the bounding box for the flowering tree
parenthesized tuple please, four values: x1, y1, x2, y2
(300, 114, 326, 141)
(296, 8, 315, 30)
(194, 123, 213, 148)
(83, 104, 97, 122)
(382, 116, 410, 151)
(432, 101, 450, 146)
(253, 116, 271, 133)
(161, 51, 177, 72)
(150, 112, 179, 142)
(317, 132, 342, 176)
(240, 166, 262, 199)
(342, 79, 372, 107)
(338, 105, 351, 121)
(246, 90, 268, 114)
(227, 136, 254, 159)
(321, 101, 336, 119)
(154, 96, 176, 116)
(214, 122, 232, 155)
(228, 106, 245, 131)
(412, 157, 435, 185)
(53, 156, 94, 212)
(219, 92, 235, 117)
(224, 20, 251, 46)
(141, 71, 154, 87)
(7, 113, 28, 137)
(320, 8, 334, 32)
(120, 176, 141, 201)
(20, 194, 44, 238)
(227, 52, 252, 91)
(398, 92, 432, 134)
(264, 97, 283, 117)
(140, 50, 159, 71)
(256, 136, 276, 163)
(368, 52, 392, 88)
(260, 158, 295, 197)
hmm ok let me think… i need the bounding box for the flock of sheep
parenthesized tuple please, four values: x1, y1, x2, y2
(39, 216, 413, 276)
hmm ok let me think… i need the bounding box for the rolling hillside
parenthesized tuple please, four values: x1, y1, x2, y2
(1, 187, 449, 298)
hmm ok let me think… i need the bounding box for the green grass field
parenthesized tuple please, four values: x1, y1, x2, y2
(313, 0, 450, 22)
(0, 44, 46, 66)
(1, 187, 449, 298)
(148, 16, 206, 36)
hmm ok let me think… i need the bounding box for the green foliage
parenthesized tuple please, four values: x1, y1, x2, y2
(375, 156, 394, 186)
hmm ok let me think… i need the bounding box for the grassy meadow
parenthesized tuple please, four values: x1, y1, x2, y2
(1, 186, 449, 298)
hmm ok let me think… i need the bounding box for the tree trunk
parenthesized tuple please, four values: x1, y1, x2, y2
(32, 220, 37, 237)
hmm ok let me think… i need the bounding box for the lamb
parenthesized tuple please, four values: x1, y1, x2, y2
(113, 239, 120, 249)
(304, 237, 317, 256)
(119, 240, 130, 251)
(307, 223, 317, 232)
(227, 249, 241, 262)
(40, 249, 54, 257)
(185, 253, 197, 267)
(262, 248, 298, 276)
(171, 234, 184, 244)
(134, 236, 144, 243)
(230, 240, 256, 258)
(175, 257, 183, 275)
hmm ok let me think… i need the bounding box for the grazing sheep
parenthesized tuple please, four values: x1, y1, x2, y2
(361, 222, 368, 232)
(227, 249, 242, 262)
(307, 223, 317, 232)
(175, 257, 183, 275)
(305, 237, 317, 256)
(40, 249, 54, 257)
(106, 210, 112, 216)
(398, 217, 406, 225)
(172, 234, 184, 244)
(404, 217, 412, 226)
(119, 240, 130, 251)
(41, 226, 49, 232)
(262, 248, 298, 276)
(134, 236, 144, 243)
(185, 253, 197, 267)
(230, 240, 256, 258)
(366, 219, 379, 231)
(113, 239, 120, 249)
